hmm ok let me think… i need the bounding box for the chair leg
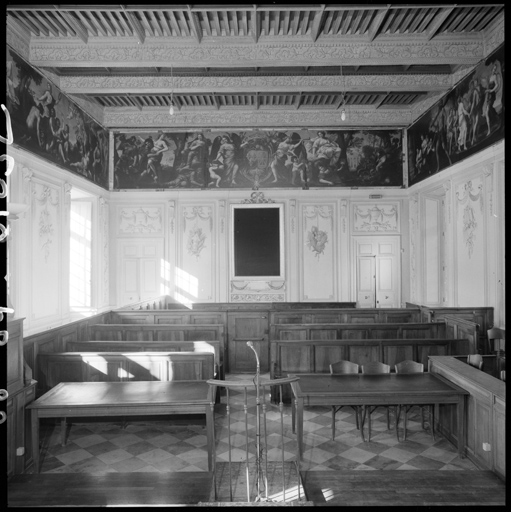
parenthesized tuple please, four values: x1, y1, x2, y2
(367, 407, 372, 442)
(403, 408, 408, 441)
(353, 407, 359, 429)
(395, 406, 401, 442)
(332, 406, 336, 441)
(429, 406, 435, 441)
(359, 407, 366, 442)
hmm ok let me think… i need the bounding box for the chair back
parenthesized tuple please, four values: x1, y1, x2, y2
(330, 360, 359, 374)
(395, 360, 424, 374)
(488, 327, 505, 353)
(467, 354, 483, 370)
(361, 362, 391, 374)
(500, 370, 505, 382)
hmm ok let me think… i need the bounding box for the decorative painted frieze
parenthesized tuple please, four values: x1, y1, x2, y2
(353, 203, 399, 233)
(118, 206, 162, 234)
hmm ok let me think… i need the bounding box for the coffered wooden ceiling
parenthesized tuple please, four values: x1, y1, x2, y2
(6, 4, 505, 130)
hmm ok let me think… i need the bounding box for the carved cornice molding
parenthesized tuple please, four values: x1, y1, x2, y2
(29, 39, 484, 67)
(60, 73, 452, 93)
(484, 16, 505, 55)
(103, 107, 412, 128)
(67, 95, 105, 126)
(6, 19, 30, 60)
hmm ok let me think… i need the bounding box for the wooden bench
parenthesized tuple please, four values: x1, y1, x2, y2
(89, 323, 226, 370)
(65, 340, 223, 379)
(441, 315, 481, 354)
(270, 338, 463, 377)
(270, 321, 447, 342)
(418, 306, 493, 353)
(109, 310, 227, 325)
(36, 351, 216, 395)
(270, 307, 421, 325)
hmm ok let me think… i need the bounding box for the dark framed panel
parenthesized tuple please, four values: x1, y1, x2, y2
(230, 204, 284, 279)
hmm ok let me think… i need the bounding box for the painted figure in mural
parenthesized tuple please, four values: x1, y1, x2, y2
(28, 82, 62, 149)
(428, 100, 452, 172)
(484, 61, 502, 136)
(469, 77, 484, 146)
(176, 133, 210, 187)
(446, 107, 457, 155)
(457, 93, 470, 152)
(289, 149, 308, 186)
(270, 133, 302, 183)
(311, 131, 342, 165)
(210, 134, 241, 186)
(144, 131, 169, 185)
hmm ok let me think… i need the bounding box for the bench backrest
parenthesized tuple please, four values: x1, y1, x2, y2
(270, 338, 462, 377)
(270, 322, 446, 342)
(66, 340, 222, 377)
(269, 308, 421, 325)
(37, 351, 215, 394)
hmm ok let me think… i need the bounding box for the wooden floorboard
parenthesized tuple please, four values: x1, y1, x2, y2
(300, 470, 506, 506)
(8, 472, 214, 507)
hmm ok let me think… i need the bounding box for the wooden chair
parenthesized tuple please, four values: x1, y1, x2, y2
(360, 362, 397, 442)
(329, 360, 362, 441)
(394, 360, 434, 442)
(467, 354, 483, 370)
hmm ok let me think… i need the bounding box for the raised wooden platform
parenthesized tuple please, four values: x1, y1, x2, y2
(8, 472, 214, 507)
(300, 470, 506, 506)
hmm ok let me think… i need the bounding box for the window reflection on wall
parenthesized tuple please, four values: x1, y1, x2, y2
(70, 200, 92, 308)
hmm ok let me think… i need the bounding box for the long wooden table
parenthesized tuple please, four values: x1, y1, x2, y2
(27, 380, 215, 473)
(289, 373, 469, 461)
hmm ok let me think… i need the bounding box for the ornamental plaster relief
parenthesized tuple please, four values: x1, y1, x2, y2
(353, 203, 399, 233)
(103, 107, 412, 128)
(118, 206, 163, 234)
(29, 39, 483, 67)
(60, 73, 451, 93)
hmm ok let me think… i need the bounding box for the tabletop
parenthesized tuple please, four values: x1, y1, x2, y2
(289, 373, 468, 397)
(27, 380, 212, 409)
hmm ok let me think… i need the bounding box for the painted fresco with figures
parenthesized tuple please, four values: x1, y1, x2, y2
(5, 48, 110, 189)
(113, 128, 403, 190)
(408, 43, 504, 186)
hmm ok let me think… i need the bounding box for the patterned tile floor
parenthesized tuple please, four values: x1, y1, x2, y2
(37, 373, 477, 475)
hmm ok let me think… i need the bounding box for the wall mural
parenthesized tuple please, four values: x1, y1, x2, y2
(113, 128, 403, 190)
(6, 48, 109, 189)
(408, 43, 504, 187)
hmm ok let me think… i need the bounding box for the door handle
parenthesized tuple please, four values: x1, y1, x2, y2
(385, 295, 389, 299)
(365, 295, 369, 299)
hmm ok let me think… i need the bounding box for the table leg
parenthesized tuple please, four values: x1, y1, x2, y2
(296, 398, 303, 462)
(31, 409, 40, 473)
(61, 417, 67, 446)
(206, 403, 214, 471)
(457, 397, 466, 458)
(291, 398, 296, 434)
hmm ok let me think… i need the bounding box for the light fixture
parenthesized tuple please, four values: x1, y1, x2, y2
(169, 64, 175, 116)
(340, 65, 347, 121)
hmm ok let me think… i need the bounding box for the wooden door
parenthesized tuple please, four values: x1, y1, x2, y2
(354, 236, 400, 308)
(117, 239, 164, 306)
(227, 312, 269, 373)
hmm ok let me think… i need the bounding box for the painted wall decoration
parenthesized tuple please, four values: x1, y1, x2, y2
(408, 43, 504, 186)
(6, 47, 109, 189)
(113, 128, 403, 190)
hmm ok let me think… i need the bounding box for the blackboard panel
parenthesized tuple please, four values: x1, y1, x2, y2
(234, 208, 280, 277)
